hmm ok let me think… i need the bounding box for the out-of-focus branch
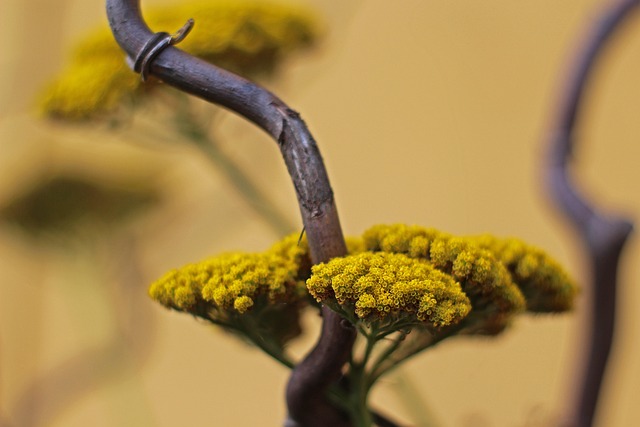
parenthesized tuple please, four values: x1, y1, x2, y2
(105, 1, 356, 425)
(545, 1, 637, 426)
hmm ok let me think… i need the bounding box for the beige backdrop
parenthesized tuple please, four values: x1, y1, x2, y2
(1, 1, 639, 426)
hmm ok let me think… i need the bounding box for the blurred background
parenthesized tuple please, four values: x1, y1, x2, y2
(1, 0, 639, 426)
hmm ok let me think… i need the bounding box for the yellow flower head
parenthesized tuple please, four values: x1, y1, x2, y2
(151, 234, 307, 312)
(307, 252, 471, 329)
(470, 235, 578, 312)
(363, 224, 526, 334)
(39, 0, 321, 120)
(149, 233, 310, 346)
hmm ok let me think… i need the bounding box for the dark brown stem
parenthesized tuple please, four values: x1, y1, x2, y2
(106, 1, 356, 425)
(545, 1, 637, 425)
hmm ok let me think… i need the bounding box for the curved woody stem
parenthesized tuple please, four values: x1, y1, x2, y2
(105, 1, 356, 426)
(546, 1, 637, 425)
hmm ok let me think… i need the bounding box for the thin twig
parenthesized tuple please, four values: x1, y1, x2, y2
(106, 1, 356, 425)
(545, 1, 637, 425)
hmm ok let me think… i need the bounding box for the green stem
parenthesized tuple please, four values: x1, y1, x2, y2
(367, 318, 416, 342)
(361, 331, 378, 367)
(239, 316, 296, 369)
(172, 100, 295, 237)
(345, 326, 396, 427)
(194, 312, 294, 369)
(366, 331, 408, 388)
(244, 330, 295, 369)
(349, 363, 374, 427)
(370, 323, 465, 384)
(118, 106, 295, 238)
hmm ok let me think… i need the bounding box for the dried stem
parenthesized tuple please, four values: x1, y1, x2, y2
(105, 1, 356, 425)
(545, 1, 637, 425)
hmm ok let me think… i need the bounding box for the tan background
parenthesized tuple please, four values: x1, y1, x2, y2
(1, 0, 639, 426)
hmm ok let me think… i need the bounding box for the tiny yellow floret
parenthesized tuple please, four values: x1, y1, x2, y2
(234, 295, 255, 313)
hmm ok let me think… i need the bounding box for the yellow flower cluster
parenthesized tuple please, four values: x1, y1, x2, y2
(362, 224, 526, 333)
(39, 0, 321, 119)
(470, 235, 578, 312)
(149, 234, 308, 320)
(307, 252, 471, 328)
(361, 224, 577, 332)
(149, 223, 576, 354)
(39, 55, 139, 121)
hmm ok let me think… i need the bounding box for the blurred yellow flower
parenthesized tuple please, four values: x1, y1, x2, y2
(470, 234, 578, 312)
(0, 174, 159, 240)
(39, 0, 321, 120)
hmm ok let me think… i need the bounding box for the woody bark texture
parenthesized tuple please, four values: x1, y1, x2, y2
(105, 1, 356, 425)
(546, 1, 637, 425)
